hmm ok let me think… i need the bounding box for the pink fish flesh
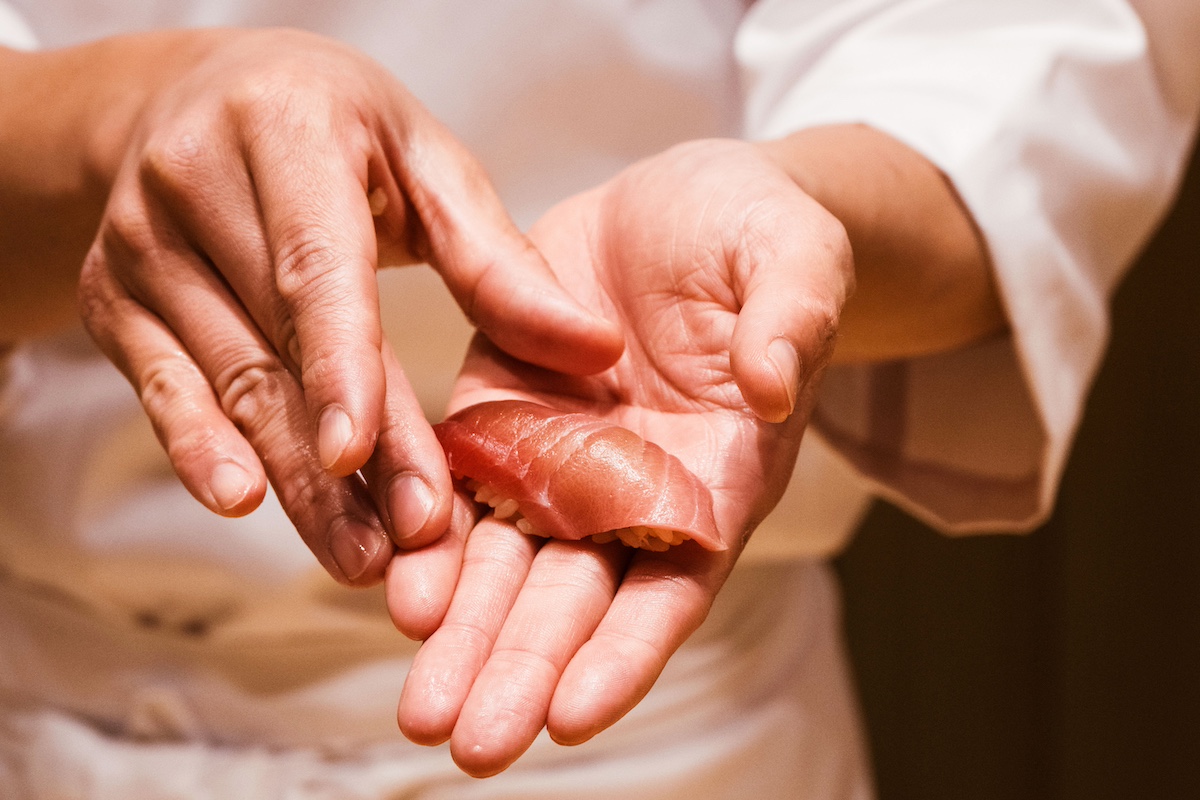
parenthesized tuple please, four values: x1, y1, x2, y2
(433, 400, 723, 551)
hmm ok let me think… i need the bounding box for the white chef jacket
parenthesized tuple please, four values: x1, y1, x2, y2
(1, 1, 1197, 798)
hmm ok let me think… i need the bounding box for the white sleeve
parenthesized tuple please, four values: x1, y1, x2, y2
(737, 0, 1200, 533)
(0, 0, 36, 49)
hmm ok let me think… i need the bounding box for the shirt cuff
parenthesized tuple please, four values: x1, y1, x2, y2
(737, 0, 1200, 532)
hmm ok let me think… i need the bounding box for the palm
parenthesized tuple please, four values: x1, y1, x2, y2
(452, 140, 826, 542)
(392, 140, 852, 777)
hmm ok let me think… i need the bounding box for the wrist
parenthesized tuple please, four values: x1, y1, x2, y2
(756, 125, 1004, 363)
(0, 31, 233, 342)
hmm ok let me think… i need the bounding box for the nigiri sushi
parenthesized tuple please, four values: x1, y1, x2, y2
(433, 400, 723, 551)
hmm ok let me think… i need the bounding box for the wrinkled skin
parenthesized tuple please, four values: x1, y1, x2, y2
(386, 139, 855, 777)
(68, 28, 621, 585)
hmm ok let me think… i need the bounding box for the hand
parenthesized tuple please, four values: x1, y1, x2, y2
(69, 28, 621, 584)
(388, 139, 854, 775)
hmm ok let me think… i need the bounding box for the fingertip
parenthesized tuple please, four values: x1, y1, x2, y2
(396, 634, 474, 747)
(396, 705, 451, 748)
(547, 659, 640, 747)
(384, 492, 472, 638)
(447, 653, 549, 778)
(450, 738, 521, 779)
(546, 721, 595, 748)
(206, 460, 267, 517)
(767, 338, 800, 412)
(364, 344, 455, 549)
(389, 608, 440, 643)
(731, 336, 800, 423)
(328, 516, 392, 585)
(386, 472, 443, 548)
(569, 317, 625, 375)
(385, 552, 449, 640)
(398, 720, 451, 749)
(577, 309, 625, 369)
(317, 403, 379, 476)
(480, 284, 624, 376)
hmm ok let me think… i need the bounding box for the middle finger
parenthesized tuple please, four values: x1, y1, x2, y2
(448, 535, 631, 777)
(108, 201, 393, 584)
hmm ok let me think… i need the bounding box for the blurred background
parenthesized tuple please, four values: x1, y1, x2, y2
(835, 142, 1200, 800)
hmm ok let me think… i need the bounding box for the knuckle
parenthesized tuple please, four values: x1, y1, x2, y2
(273, 233, 358, 319)
(165, 425, 227, 472)
(804, 288, 842, 330)
(234, 79, 304, 136)
(214, 358, 292, 432)
(229, 66, 341, 149)
(274, 231, 333, 295)
(138, 129, 208, 198)
(439, 619, 497, 656)
(272, 465, 324, 521)
(75, 251, 113, 333)
(298, 339, 348, 389)
(99, 195, 158, 260)
(138, 359, 233, 467)
(273, 235, 369, 332)
(593, 630, 666, 669)
(816, 214, 855, 292)
(278, 317, 303, 370)
(800, 295, 843, 363)
(525, 558, 615, 597)
(75, 246, 148, 345)
(139, 357, 203, 422)
(490, 645, 560, 680)
(456, 254, 519, 330)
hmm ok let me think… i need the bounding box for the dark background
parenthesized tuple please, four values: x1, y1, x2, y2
(835, 143, 1200, 800)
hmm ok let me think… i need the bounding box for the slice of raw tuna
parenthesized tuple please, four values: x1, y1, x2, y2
(434, 400, 723, 551)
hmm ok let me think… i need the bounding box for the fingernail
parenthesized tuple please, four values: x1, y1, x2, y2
(388, 473, 436, 546)
(329, 517, 386, 582)
(210, 462, 253, 512)
(767, 337, 800, 417)
(318, 406, 355, 471)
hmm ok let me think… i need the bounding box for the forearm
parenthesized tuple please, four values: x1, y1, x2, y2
(0, 33, 217, 343)
(759, 124, 1006, 364)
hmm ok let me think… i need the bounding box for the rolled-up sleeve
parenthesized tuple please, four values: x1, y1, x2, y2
(737, 0, 1200, 532)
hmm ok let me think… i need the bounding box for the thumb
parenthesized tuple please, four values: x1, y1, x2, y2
(729, 201, 853, 423)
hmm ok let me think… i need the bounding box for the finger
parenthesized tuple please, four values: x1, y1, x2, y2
(394, 116, 624, 375)
(360, 340, 454, 549)
(79, 255, 266, 517)
(242, 103, 387, 478)
(449, 539, 630, 778)
(729, 193, 853, 423)
(135, 120, 382, 478)
(385, 490, 476, 641)
(100, 202, 393, 585)
(546, 546, 733, 746)
(397, 515, 540, 747)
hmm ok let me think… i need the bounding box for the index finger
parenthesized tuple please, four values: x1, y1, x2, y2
(246, 101, 386, 478)
(728, 166, 854, 424)
(391, 117, 624, 376)
(447, 537, 630, 777)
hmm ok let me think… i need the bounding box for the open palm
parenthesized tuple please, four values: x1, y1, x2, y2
(389, 139, 854, 776)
